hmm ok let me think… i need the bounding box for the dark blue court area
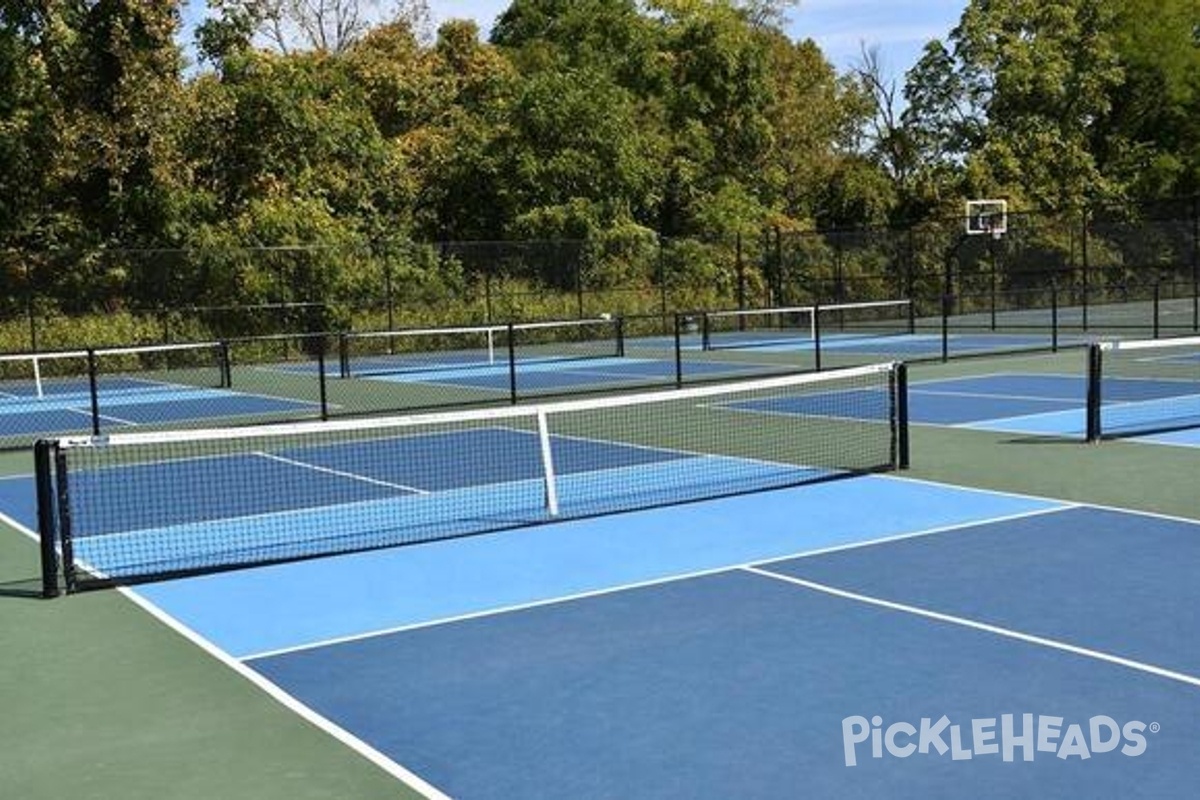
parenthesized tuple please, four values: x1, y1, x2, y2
(31, 480, 1192, 800)
(0, 378, 317, 441)
(4, 415, 1198, 798)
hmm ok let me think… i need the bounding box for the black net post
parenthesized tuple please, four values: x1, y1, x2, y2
(338, 332, 350, 379)
(54, 445, 77, 593)
(317, 338, 329, 421)
(1085, 344, 1103, 442)
(615, 316, 626, 357)
(894, 362, 909, 469)
(87, 349, 101, 436)
(219, 340, 233, 388)
(35, 440, 60, 598)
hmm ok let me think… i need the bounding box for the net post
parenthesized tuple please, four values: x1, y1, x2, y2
(317, 337, 329, 421)
(507, 322, 518, 404)
(536, 411, 559, 516)
(87, 349, 101, 436)
(53, 445, 77, 593)
(812, 302, 822, 371)
(673, 313, 684, 388)
(615, 315, 626, 358)
(1085, 344, 1103, 443)
(35, 440, 60, 598)
(1051, 281, 1059, 352)
(338, 332, 350, 379)
(894, 363, 909, 470)
(218, 340, 233, 388)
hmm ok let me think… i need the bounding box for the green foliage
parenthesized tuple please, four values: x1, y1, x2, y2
(0, 0, 1195, 352)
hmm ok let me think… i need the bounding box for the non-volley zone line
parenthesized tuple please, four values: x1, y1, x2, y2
(128, 476, 1065, 659)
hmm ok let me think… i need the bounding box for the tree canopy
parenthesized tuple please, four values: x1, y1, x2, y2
(1, 0, 1194, 257)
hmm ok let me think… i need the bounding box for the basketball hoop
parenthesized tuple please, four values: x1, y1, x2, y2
(966, 199, 1007, 238)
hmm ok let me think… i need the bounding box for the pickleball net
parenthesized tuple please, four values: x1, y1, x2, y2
(338, 317, 625, 379)
(1086, 336, 1200, 441)
(701, 300, 914, 351)
(36, 361, 908, 595)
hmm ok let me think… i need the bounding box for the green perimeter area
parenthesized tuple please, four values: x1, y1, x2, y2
(0, 347, 1197, 799)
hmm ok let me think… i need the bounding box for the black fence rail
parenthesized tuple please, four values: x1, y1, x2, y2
(2, 196, 1196, 355)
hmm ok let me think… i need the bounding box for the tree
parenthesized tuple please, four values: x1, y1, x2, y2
(1105, 0, 1199, 197)
(204, 0, 429, 55)
(948, 0, 1125, 207)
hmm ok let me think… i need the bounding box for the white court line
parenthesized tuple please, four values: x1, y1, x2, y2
(64, 406, 138, 426)
(252, 452, 429, 494)
(880, 472, 1200, 528)
(911, 387, 1081, 405)
(241, 504, 1074, 662)
(742, 565, 1200, 689)
(0, 507, 453, 798)
(118, 587, 455, 800)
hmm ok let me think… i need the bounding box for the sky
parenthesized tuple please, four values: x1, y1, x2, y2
(180, 1, 966, 80)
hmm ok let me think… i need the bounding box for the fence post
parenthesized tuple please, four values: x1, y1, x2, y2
(507, 322, 518, 404)
(1192, 193, 1198, 332)
(774, 226, 784, 306)
(813, 302, 822, 372)
(736, 232, 746, 313)
(317, 337, 329, 421)
(673, 312, 684, 388)
(384, 246, 395, 333)
(87, 349, 101, 436)
(1153, 279, 1161, 339)
(574, 242, 585, 319)
(658, 235, 668, 323)
(1051, 280, 1059, 352)
(1081, 209, 1090, 331)
(988, 235, 997, 331)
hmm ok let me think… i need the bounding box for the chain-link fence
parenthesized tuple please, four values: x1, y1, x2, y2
(1, 196, 1196, 355)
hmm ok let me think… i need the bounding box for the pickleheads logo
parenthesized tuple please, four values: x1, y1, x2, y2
(842, 714, 1157, 767)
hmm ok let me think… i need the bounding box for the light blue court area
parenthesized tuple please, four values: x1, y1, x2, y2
(112, 482, 1200, 800)
(720, 372, 1200, 441)
(1131, 428, 1200, 449)
(0, 381, 317, 439)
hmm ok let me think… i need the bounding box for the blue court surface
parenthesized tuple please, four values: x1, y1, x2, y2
(2, 450, 1200, 800)
(3, 472, 1196, 799)
(727, 372, 1200, 447)
(0, 378, 317, 439)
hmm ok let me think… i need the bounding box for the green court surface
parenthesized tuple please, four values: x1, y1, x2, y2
(0, 349, 1196, 799)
